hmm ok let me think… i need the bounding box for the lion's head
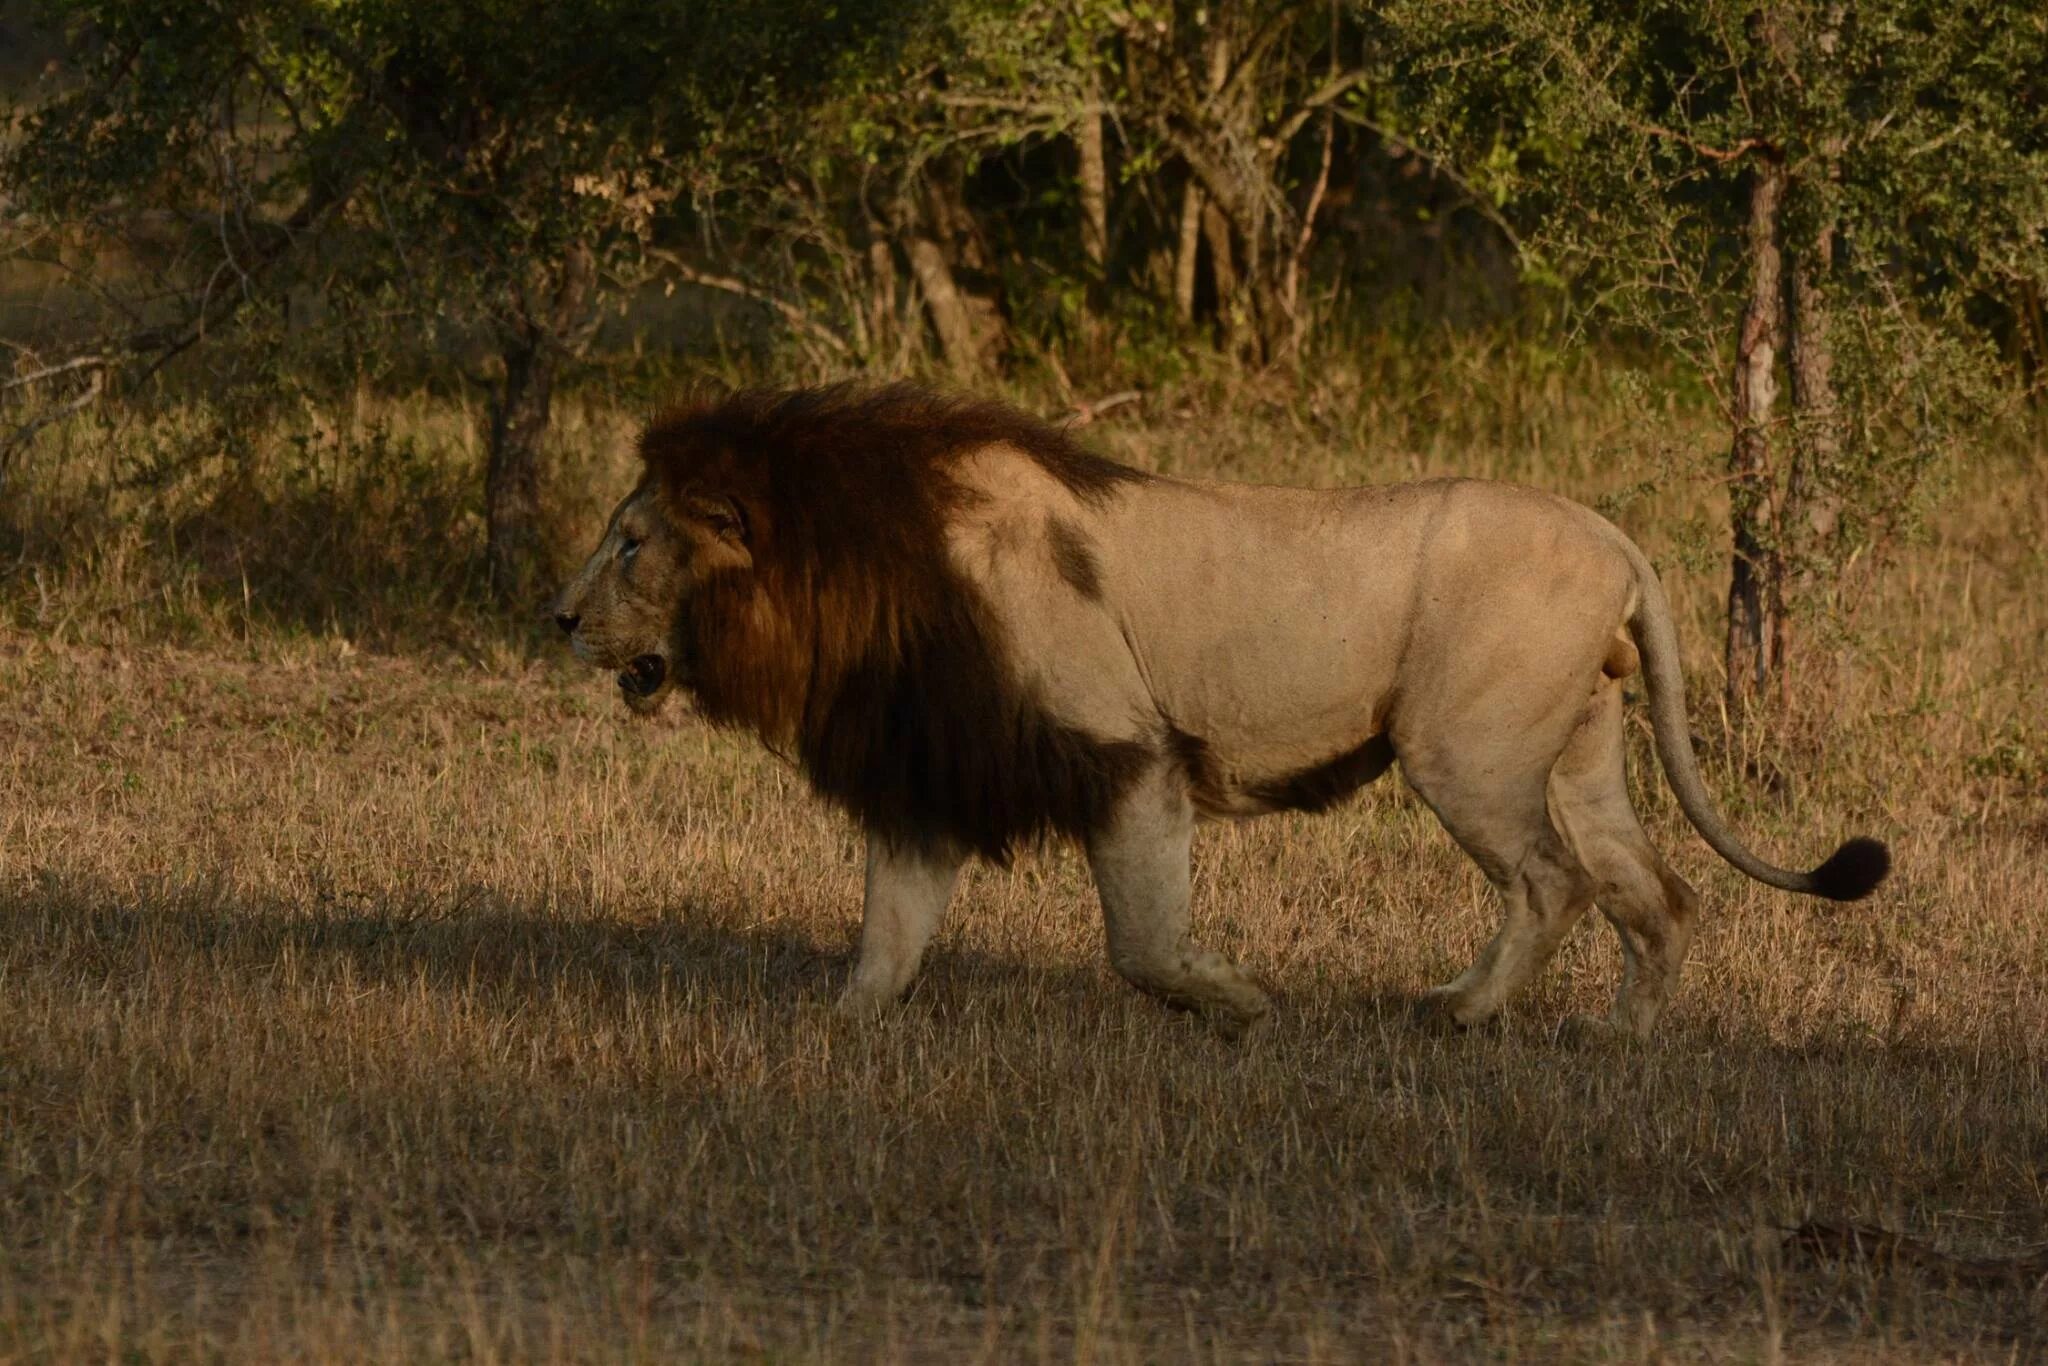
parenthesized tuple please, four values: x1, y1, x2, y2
(550, 474, 754, 718)
(552, 383, 1149, 860)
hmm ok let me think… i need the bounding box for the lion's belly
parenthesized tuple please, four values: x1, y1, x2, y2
(1087, 479, 1434, 814)
(1135, 590, 1409, 817)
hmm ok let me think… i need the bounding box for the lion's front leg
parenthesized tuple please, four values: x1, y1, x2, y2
(1086, 760, 1271, 1037)
(836, 830, 966, 1017)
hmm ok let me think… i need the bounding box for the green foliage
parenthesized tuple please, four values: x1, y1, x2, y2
(1385, 0, 2048, 614)
(1391, 0, 2048, 347)
(3, 0, 913, 358)
(5, 0, 2045, 633)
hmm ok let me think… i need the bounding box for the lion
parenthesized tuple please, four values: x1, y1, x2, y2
(551, 382, 1888, 1039)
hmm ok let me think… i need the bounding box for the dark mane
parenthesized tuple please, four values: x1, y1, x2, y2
(639, 382, 1150, 861)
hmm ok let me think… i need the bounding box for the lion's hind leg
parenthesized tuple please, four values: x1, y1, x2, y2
(1402, 746, 1599, 1030)
(1085, 759, 1271, 1037)
(1548, 680, 1699, 1039)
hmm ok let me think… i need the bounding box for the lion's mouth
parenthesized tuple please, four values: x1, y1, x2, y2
(618, 654, 667, 698)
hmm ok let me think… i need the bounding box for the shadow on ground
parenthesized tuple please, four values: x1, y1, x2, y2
(3, 869, 2043, 1357)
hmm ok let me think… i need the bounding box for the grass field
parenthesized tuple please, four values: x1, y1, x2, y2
(1, 359, 2044, 1360)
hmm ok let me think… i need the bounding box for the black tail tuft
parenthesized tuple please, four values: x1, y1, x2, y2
(1808, 837, 1891, 902)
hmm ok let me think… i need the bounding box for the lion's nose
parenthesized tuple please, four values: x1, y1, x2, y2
(553, 610, 580, 635)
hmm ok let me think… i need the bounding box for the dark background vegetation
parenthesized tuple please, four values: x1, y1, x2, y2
(4, 0, 2043, 702)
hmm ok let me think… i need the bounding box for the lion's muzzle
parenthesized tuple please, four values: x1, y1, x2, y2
(619, 654, 667, 698)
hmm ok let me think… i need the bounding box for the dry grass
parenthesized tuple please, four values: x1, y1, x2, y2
(1, 356, 2044, 1361)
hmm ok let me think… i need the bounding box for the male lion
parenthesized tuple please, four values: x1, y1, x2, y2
(552, 383, 1887, 1039)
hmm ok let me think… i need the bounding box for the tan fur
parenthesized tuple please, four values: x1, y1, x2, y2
(555, 388, 1887, 1039)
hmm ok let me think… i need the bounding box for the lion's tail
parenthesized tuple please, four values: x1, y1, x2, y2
(1619, 539, 1889, 902)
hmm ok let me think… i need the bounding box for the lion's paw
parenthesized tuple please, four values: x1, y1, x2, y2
(1210, 999, 1273, 1044)
(832, 987, 897, 1022)
(1411, 985, 1481, 1034)
(1552, 1013, 1636, 1048)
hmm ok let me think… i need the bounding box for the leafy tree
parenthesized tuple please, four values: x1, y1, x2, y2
(665, 0, 1408, 378)
(2, 0, 886, 598)
(1118, 1, 1371, 361)
(1395, 0, 2048, 707)
(665, 1, 1107, 379)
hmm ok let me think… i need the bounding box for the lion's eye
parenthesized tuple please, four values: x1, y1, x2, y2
(619, 537, 642, 564)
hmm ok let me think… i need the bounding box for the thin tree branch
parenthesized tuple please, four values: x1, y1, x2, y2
(1637, 123, 1775, 163)
(1333, 109, 1525, 257)
(1269, 69, 1369, 152)
(1216, 4, 1309, 112)
(0, 369, 103, 477)
(1059, 389, 1142, 427)
(648, 249, 851, 356)
(1281, 110, 1336, 334)
(931, 93, 1066, 117)
(2, 356, 108, 393)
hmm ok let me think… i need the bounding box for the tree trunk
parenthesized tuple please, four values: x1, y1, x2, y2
(860, 216, 898, 364)
(897, 172, 1006, 376)
(1077, 93, 1109, 272)
(486, 328, 555, 604)
(1725, 158, 1789, 712)
(1166, 25, 1240, 335)
(1777, 4, 1845, 692)
(1174, 180, 1204, 323)
(1781, 220, 1841, 683)
(1277, 109, 1336, 361)
(1201, 198, 1241, 342)
(926, 163, 992, 272)
(905, 234, 984, 378)
(1172, 147, 1283, 363)
(483, 243, 594, 605)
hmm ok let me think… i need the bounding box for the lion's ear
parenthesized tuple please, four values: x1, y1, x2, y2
(680, 491, 749, 544)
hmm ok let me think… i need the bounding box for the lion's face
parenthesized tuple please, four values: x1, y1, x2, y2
(551, 480, 752, 716)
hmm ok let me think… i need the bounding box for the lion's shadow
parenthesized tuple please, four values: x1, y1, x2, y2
(3, 867, 1466, 1032)
(0, 866, 2006, 1074)
(1, 867, 1119, 1018)
(9, 871, 2045, 1352)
